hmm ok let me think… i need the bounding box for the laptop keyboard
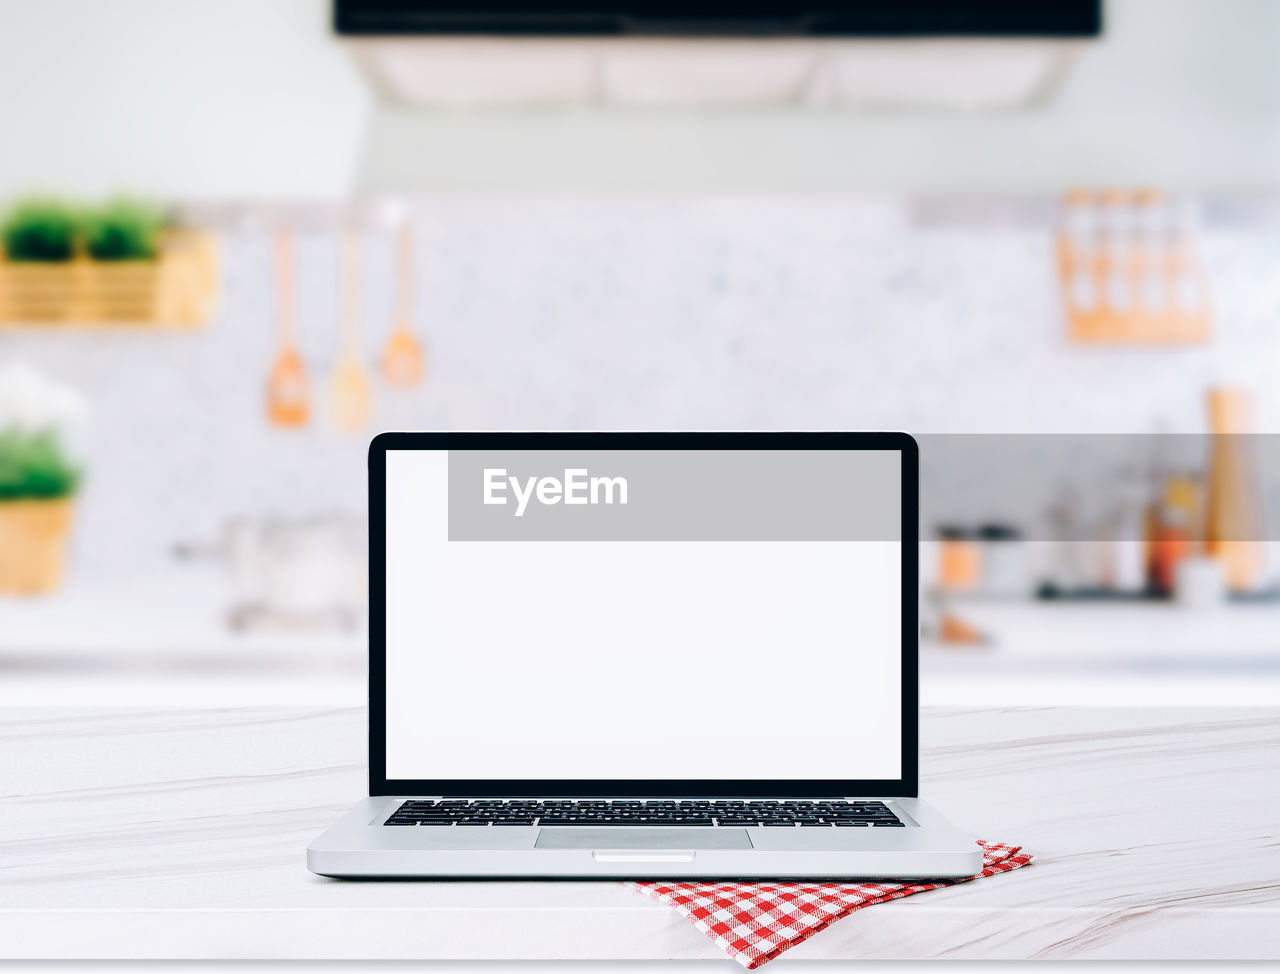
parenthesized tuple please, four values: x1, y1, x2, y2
(384, 799, 904, 827)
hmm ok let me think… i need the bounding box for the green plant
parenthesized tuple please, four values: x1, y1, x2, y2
(0, 429, 81, 500)
(82, 197, 168, 261)
(1, 198, 79, 262)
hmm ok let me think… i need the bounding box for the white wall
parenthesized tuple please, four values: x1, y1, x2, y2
(1, 0, 1280, 197)
(0, 0, 369, 199)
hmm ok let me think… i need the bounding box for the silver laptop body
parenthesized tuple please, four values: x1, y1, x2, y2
(308, 431, 981, 879)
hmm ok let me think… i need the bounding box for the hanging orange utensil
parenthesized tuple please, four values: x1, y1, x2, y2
(329, 231, 374, 433)
(381, 219, 427, 388)
(266, 230, 310, 428)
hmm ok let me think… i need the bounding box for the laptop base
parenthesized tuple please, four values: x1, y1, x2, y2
(308, 796, 981, 879)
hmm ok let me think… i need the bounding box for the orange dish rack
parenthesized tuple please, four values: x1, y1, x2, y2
(1057, 189, 1211, 345)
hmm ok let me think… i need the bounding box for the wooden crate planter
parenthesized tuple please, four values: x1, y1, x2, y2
(0, 229, 217, 328)
(0, 498, 74, 595)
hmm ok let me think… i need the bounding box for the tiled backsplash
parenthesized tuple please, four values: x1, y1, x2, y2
(4, 197, 1280, 578)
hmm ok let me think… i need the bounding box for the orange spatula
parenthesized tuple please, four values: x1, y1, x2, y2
(266, 230, 310, 428)
(329, 231, 373, 433)
(381, 220, 427, 388)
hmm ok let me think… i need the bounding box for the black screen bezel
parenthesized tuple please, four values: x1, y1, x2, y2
(369, 430, 919, 798)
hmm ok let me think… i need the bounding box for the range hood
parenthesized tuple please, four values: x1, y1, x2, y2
(338, 1, 1101, 109)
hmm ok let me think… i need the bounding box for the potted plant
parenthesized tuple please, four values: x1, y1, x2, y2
(0, 193, 218, 327)
(0, 197, 80, 321)
(80, 197, 169, 320)
(0, 364, 87, 594)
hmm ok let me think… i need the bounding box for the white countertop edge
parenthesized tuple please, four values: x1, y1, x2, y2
(2, 905, 1276, 961)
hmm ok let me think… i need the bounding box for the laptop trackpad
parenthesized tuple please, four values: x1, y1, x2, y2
(536, 828, 752, 850)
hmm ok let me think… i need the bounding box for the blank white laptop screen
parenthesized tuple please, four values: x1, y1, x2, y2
(384, 448, 902, 782)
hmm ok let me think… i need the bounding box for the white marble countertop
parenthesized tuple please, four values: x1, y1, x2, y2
(1, 706, 1277, 961)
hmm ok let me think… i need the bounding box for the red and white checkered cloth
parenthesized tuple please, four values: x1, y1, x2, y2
(630, 839, 1033, 968)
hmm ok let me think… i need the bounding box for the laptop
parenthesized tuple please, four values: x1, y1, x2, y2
(308, 431, 981, 878)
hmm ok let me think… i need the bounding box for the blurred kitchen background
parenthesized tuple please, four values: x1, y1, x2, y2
(2, 0, 1280, 706)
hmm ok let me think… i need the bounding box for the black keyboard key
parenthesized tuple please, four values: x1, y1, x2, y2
(543, 818, 703, 826)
